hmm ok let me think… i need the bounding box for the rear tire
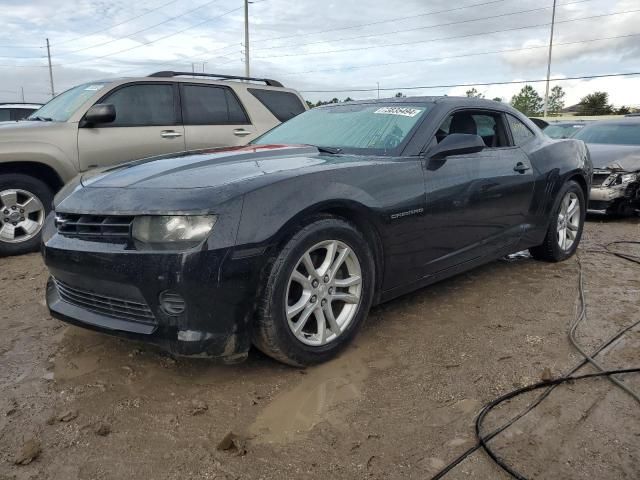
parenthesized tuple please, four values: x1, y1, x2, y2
(529, 180, 585, 262)
(253, 217, 375, 366)
(0, 174, 52, 257)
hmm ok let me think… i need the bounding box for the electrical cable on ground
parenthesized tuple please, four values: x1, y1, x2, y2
(432, 239, 640, 479)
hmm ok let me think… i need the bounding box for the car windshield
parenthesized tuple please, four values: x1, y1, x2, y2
(573, 122, 640, 146)
(28, 82, 109, 122)
(544, 124, 584, 139)
(252, 102, 433, 154)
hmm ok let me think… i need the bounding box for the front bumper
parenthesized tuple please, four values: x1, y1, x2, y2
(43, 221, 266, 360)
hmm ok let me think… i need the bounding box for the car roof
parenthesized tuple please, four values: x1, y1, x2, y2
(0, 103, 42, 109)
(582, 117, 640, 126)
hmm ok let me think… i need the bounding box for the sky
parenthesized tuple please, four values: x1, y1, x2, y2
(0, 0, 639, 107)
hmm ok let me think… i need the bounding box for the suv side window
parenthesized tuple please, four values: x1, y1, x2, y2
(0, 110, 9, 122)
(181, 85, 249, 125)
(101, 84, 176, 127)
(436, 110, 509, 148)
(507, 115, 535, 146)
(247, 88, 305, 122)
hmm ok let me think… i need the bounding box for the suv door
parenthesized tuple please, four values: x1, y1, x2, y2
(180, 84, 256, 150)
(422, 109, 535, 274)
(77, 82, 185, 170)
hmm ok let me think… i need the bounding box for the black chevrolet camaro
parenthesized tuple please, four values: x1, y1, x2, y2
(43, 97, 592, 366)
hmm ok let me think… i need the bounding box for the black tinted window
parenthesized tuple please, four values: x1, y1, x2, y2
(0, 110, 9, 121)
(248, 88, 305, 122)
(11, 109, 35, 120)
(507, 115, 535, 146)
(102, 84, 175, 126)
(181, 85, 249, 125)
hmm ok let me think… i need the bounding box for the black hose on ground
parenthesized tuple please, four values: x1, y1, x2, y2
(431, 240, 640, 480)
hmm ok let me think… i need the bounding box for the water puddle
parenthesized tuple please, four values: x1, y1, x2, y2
(250, 345, 374, 444)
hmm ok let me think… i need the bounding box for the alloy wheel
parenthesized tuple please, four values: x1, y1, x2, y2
(556, 191, 580, 251)
(0, 189, 45, 244)
(286, 240, 363, 346)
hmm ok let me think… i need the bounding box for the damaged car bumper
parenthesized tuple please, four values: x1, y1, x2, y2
(588, 169, 640, 214)
(42, 213, 264, 361)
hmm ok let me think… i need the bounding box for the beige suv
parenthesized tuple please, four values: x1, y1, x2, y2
(0, 71, 307, 255)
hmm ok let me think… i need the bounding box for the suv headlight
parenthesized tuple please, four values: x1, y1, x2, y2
(132, 215, 217, 246)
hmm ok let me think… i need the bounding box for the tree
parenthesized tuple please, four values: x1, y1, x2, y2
(616, 105, 631, 115)
(343, 96, 354, 102)
(547, 85, 566, 116)
(492, 97, 503, 102)
(306, 100, 315, 109)
(394, 92, 405, 98)
(511, 85, 543, 116)
(576, 91, 613, 116)
(466, 88, 484, 98)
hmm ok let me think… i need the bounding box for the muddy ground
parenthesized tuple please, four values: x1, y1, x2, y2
(1, 218, 639, 480)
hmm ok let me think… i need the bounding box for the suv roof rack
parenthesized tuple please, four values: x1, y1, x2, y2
(148, 71, 284, 87)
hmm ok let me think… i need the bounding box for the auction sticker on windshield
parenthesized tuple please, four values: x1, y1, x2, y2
(84, 84, 105, 91)
(374, 107, 423, 117)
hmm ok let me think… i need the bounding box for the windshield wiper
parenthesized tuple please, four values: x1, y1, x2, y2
(312, 145, 343, 154)
(29, 116, 53, 122)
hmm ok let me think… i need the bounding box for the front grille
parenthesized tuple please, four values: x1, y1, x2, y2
(55, 213, 133, 241)
(54, 279, 156, 325)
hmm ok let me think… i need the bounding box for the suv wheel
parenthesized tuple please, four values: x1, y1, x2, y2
(253, 217, 375, 366)
(529, 180, 585, 262)
(0, 174, 52, 256)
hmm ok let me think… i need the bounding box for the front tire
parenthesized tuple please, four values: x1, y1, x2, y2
(0, 174, 52, 257)
(253, 217, 375, 366)
(529, 180, 585, 262)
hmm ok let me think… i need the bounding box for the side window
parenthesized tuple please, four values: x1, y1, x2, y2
(436, 110, 509, 147)
(0, 109, 9, 122)
(507, 115, 535, 146)
(101, 84, 175, 127)
(11, 109, 34, 121)
(181, 85, 250, 125)
(247, 88, 305, 122)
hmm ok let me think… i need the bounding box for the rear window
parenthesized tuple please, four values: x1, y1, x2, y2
(573, 123, 640, 146)
(181, 85, 249, 125)
(248, 88, 305, 122)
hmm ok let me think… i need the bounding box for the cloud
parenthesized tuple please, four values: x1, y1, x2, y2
(0, 0, 638, 107)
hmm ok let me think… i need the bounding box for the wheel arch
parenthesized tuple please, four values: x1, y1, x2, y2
(566, 172, 588, 201)
(0, 161, 65, 193)
(268, 200, 386, 304)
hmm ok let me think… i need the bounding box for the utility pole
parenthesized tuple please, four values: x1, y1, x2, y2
(244, 0, 250, 77)
(377, 82, 380, 99)
(20, 87, 25, 102)
(46, 38, 55, 98)
(543, 0, 557, 118)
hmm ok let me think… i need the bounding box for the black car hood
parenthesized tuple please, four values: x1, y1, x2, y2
(587, 143, 640, 171)
(81, 145, 353, 189)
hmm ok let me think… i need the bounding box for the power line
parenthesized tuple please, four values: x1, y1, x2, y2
(54, 0, 224, 57)
(252, 0, 595, 53)
(298, 71, 640, 93)
(253, 8, 640, 60)
(0, 0, 224, 59)
(250, 0, 520, 45)
(281, 32, 640, 76)
(52, 0, 181, 47)
(52, 6, 243, 67)
(202, 0, 524, 58)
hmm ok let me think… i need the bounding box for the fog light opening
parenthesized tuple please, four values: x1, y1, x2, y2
(159, 290, 186, 315)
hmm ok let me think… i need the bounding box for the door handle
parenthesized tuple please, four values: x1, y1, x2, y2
(160, 130, 183, 138)
(513, 162, 531, 173)
(233, 128, 252, 137)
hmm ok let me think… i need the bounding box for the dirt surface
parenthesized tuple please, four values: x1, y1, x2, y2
(1, 218, 639, 479)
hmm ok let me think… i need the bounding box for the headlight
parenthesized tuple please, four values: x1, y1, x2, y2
(620, 173, 637, 185)
(132, 215, 217, 246)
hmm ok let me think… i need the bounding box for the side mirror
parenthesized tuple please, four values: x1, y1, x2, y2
(428, 133, 485, 160)
(83, 104, 116, 126)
